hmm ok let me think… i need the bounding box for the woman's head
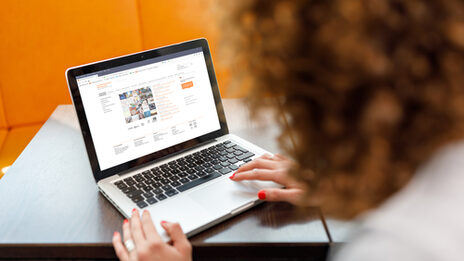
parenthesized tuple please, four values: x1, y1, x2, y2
(220, 0, 464, 218)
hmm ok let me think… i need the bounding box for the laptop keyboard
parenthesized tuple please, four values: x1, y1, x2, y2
(113, 141, 255, 209)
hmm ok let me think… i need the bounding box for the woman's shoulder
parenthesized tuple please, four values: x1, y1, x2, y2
(331, 141, 464, 261)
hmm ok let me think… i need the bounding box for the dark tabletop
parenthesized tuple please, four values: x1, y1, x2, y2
(0, 99, 336, 260)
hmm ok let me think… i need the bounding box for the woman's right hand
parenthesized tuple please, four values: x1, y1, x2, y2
(229, 154, 307, 206)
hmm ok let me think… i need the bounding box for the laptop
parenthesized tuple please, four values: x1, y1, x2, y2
(66, 38, 280, 241)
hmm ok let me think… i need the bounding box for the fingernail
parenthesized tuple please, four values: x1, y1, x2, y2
(229, 173, 235, 179)
(123, 219, 128, 224)
(258, 190, 266, 200)
(132, 208, 136, 212)
(161, 220, 167, 224)
(113, 231, 118, 237)
(143, 209, 148, 214)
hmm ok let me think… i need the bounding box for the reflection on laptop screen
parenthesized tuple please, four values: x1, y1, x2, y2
(76, 48, 221, 171)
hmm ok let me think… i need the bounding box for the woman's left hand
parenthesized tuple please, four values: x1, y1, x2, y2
(112, 209, 192, 261)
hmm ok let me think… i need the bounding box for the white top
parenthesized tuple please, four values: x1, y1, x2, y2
(331, 141, 464, 261)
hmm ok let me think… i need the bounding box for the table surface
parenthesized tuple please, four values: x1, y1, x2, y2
(0, 99, 342, 260)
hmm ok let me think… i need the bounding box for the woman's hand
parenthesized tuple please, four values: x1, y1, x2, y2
(112, 209, 192, 261)
(229, 154, 307, 206)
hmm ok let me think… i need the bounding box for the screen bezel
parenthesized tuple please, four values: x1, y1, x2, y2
(66, 38, 228, 182)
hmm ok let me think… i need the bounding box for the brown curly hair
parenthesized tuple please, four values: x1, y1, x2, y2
(218, 0, 464, 218)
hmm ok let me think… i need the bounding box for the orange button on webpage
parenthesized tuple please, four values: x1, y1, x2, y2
(181, 81, 193, 89)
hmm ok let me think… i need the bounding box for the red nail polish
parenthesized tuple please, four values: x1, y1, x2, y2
(161, 220, 167, 224)
(113, 231, 118, 237)
(258, 191, 266, 200)
(132, 208, 136, 212)
(229, 173, 235, 179)
(124, 219, 128, 224)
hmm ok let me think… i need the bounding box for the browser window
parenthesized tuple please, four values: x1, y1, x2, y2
(76, 48, 221, 170)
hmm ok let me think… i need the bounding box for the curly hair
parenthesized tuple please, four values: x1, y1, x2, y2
(219, 0, 464, 218)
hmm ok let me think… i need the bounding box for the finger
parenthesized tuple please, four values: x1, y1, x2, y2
(260, 153, 274, 160)
(258, 188, 305, 205)
(231, 168, 283, 183)
(130, 209, 146, 246)
(235, 158, 280, 174)
(112, 231, 130, 261)
(141, 210, 163, 242)
(161, 221, 192, 254)
(273, 153, 287, 160)
(122, 219, 138, 260)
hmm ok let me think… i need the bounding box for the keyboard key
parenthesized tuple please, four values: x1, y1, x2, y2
(223, 140, 231, 144)
(194, 165, 205, 171)
(171, 181, 182, 187)
(156, 193, 167, 201)
(179, 178, 190, 184)
(132, 196, 144, 203)
(244, 158, 252, 163)
(202, 162, 212, 168)
(137, 201, 148, 208)
(228, 158, 239, 164)
(233, 151, 243, 156)
(165, 189, 178, 197)
(147, 197, 158, 205)
(162, 184, 173, 191)
(224, 143, 235, 148)
(152, 188, 163, 195)
(197, 170, 207, 177)
(116, 183, 128, 189)
(237, 152, 255, 161)
(114, 181, 124, 186)
(226, 148, 235, 153)
(234, 146, 249, 153)
(213, 164, 222, 170)
(143, 192, 154, 198)
(219, 168, 233, 175)
(127, 190, 143, 198)
(187, 174, 198, 180)
(205, 168, 214, 173)
(141, 186, 152, 192)
(122, 186, 136, 194)
(177, 172, 221, 192)
(220, 161, 230, 167)
(229, 164, 239, 171)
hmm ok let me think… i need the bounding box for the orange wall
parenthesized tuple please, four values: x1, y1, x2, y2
(0, 0, 142, 127)
(0, 0, 234, 129)
(0, 0, 239, 171)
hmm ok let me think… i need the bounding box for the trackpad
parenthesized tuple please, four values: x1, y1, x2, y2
(189, 178, 279, 214)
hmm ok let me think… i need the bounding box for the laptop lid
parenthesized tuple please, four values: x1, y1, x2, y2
(66, 39, 228, 182)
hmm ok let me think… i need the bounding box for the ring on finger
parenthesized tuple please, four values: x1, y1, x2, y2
(124, 239, 135, 252)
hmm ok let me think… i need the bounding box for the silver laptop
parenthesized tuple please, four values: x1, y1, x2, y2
(66, 38, 280, 241)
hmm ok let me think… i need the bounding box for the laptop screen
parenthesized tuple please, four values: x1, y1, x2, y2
(75, 47, 221, 171)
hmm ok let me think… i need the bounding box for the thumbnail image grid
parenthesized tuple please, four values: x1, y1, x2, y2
(119, 87, 158, 124)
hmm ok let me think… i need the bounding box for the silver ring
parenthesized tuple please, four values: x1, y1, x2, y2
(124, 239, 135, 252)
